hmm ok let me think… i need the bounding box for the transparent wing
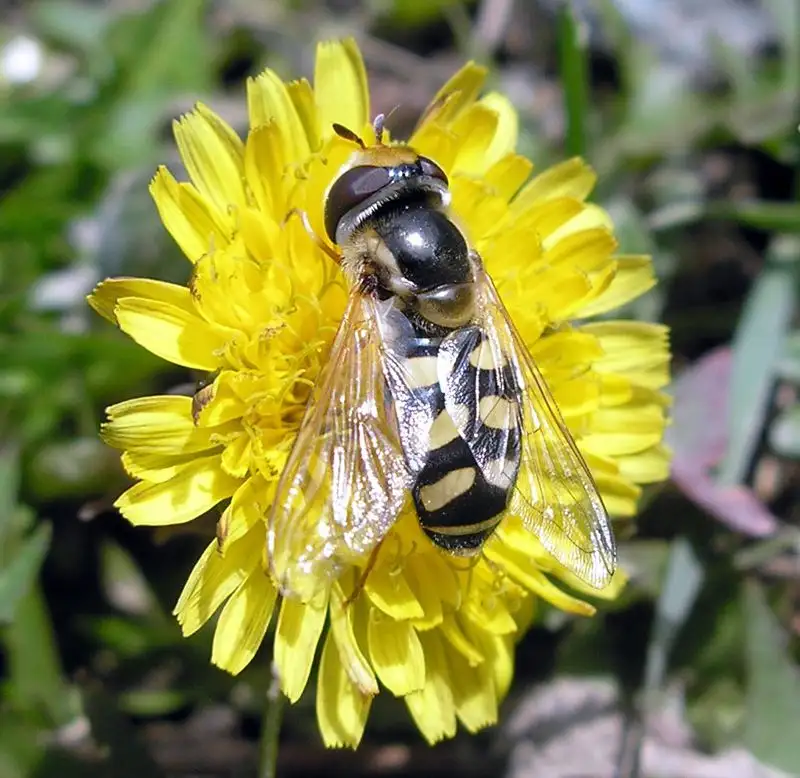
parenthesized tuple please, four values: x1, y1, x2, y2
(267, 292, 433, 600)
(439, 261, 616, 589)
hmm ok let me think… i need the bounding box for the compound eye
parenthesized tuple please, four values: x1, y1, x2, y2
(419, 156, 448, 185)
(324, 165, 392, 242)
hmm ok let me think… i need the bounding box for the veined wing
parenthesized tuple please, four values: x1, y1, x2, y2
(268, 292, 433, 601)
(438, 260, 616, 589)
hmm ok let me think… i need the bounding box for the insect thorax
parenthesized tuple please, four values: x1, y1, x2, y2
(348, 199, 477, 334)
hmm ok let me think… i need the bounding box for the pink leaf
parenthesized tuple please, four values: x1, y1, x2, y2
(667, 347, 779, 537)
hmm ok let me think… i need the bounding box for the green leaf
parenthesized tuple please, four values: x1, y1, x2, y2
(618, 539, 672, 599)
(761, 0, 800, 95)
(110, 0, 212, 97)
(557, 4, 590, 159)
(743, 580, 800, 772)
(709, 201, 800, 233)
(0, 711, 46, 778)
(769, 404, 800, 457)
(96, 0, 213, 168)
(0, 447, 21, 553)
(775, 330, 800, 381)
(643, 538, 704, 695)
(387, 0, 466, 27)
(709, 34, 761, 99)
(27, 437, 119, 501)
(605, 198, 656, 255)
(118, 689, 190, 717)
(4, 586, 78, 727)
(0, 522, 53, 624)
(32, 0, 111, 57)
(688, 678, 746, 749)
(718, 243, 798, 484)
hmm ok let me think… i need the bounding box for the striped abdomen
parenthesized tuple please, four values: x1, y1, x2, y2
(401, 332, 522, 555)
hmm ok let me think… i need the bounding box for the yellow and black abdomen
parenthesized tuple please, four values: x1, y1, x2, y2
(402, 335, 522, 555)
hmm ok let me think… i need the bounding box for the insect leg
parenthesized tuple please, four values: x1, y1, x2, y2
(344, 539, 385, 607)
(283, 207, 343, 264)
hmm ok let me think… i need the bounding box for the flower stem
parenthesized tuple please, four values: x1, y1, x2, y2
(258, 662, 284, 778)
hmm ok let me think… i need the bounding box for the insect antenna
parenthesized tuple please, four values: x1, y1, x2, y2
(332, 122, 366, 148)
(372, 106, 400, 145)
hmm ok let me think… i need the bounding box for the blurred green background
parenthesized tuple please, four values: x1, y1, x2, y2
(1, 0, 800, 776)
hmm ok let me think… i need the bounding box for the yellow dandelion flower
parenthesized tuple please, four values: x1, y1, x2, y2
(89, 38, 670, 747)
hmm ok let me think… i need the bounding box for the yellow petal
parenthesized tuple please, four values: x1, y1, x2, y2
(446, 641, 497, 733)
(173, 105, 246, 214)
(450, 104, 499, 176)
(220, 432, 251, 478)
(217, 475, 269, 550)
(551, 374, 601, 418)
(244, 121, 287, 217)
(329, 584, 379, 695)
(577, 255, 656, 318)
(464, 626, 515, 701)
(413, 62, 487, 134)
(513, 157, 596, 211)
(478, 92, 518, 166)
(486, 539, 596, 616)
(190, 242, 272, 333)
(514, 197, 585, 241)
(196, 102, 245, 159)
(115, 454, 241, 525)
(173, 532, 262, 635)
(450, 177, 508, 244)
(149, 166, 229, 262)
(274, 591, 329, 703)
(590, 469, 642, 516)
(616, 443, 672, 484)
(114, 295, 235, 371)
(531, 329, 604, 380)
(412, 118, 458, 169)
(314, 38, 369, 138)
(404, 552, 460, 630)
(247, 69, 310, 160)
(316, 632, 372, 749)
(483, 153, 533, 202)
(193, 371, 248, 427)
(238, 207, 281, 266)
(598, 373, 635, 406)
(544, 227, 617, 270)
(547, 203, 613, 245)
(584, 321, 671, 389)
(298, 133, 361, 247)
(364, 551, 425, 621)
(560, 565, 629, 601)
(120, 449, 202, 483)
(582, 401, 666, 457)
(440, 615, 485, 666)
(461, 567, 519, 635)
(483, 225, 542, 283)
(102, 395, 216, 455)
(287, 78, 320, 151)
(88, 277, 191, 325)
(367, 609, 425, 696)
(211, 568, 277, 674)
(404, 632, 457, 745)
(526, 266, 593, 324)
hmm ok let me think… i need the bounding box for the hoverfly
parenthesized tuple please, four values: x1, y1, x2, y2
(267, 115, 616, 600)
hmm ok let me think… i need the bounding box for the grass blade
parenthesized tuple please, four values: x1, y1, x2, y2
(558, 3, 590, 160)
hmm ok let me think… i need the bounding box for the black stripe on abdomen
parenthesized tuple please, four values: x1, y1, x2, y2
(402, 336, 519, 555)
